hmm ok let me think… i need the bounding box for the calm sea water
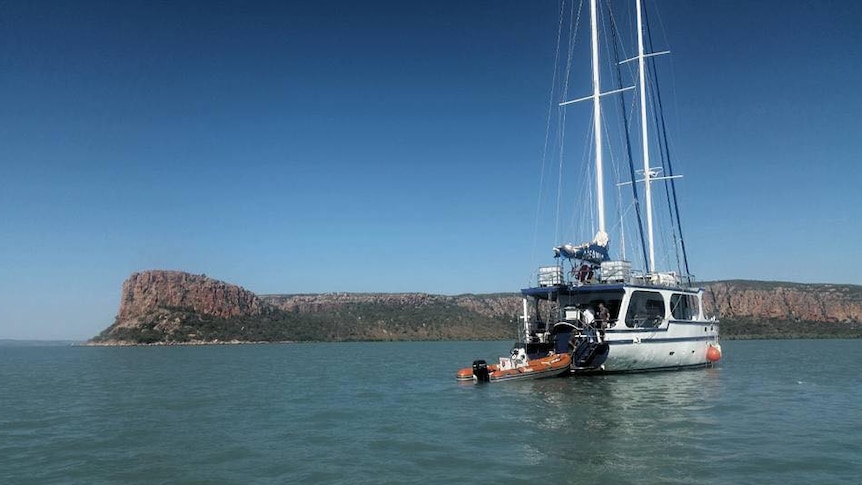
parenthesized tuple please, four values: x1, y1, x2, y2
(1, 339, 861, 484)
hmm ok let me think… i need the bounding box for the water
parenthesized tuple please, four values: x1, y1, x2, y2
(1, 340, 861, 484)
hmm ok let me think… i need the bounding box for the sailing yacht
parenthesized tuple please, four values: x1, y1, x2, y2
(522, 0, 720, 374)
(458, 0, 720, 381)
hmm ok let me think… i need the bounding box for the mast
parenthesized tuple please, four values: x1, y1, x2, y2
(590, 0, 605, 234)
(559, 0, 634, 248)
(636, 0, 655, 273)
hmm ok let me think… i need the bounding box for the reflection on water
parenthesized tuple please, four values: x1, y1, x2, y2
(483, 368, 727, 483)
(446, 341, 862, 483)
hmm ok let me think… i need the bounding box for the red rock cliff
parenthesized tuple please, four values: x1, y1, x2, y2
(118, 270, 268, 320)
(703, 281, 862, 323)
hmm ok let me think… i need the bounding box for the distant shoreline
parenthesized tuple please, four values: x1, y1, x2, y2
(77, 339, 297, 347)
(3, 334, 861, 348)
(0, 339, 82, 347)
(83, 334, 862, 347)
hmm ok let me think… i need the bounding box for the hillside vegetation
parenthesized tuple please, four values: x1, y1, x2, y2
(89, 271, 862, 345)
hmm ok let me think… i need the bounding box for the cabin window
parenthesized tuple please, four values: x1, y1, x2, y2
(604, 298, 623, 323)
(670, 293, 698, 320)
(625, 291, 666, 328)
(583, 298, 624, 326)
(559, 292, 624, 325)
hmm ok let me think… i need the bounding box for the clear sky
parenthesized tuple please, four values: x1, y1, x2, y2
(2, 0, 860, 340)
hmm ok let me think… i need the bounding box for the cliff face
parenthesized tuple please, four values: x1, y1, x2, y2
(91, 270, 862, 345)
(703, 281, 862, 323)
(94, 271, 273, 344)
(119, 270, 268, 320)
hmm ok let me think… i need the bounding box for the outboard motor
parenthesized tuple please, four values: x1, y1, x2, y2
(472, 360, 490, 383)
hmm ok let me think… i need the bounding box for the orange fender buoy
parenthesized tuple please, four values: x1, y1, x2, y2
(706, 344, 722, 362)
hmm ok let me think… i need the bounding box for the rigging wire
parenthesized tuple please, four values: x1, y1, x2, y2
(556, 0, 584, 246)
(643, 2, 692, 279)
(530, 0, 693, 281)
(606, 0, 649, 270)
(531, 0, 568, 276)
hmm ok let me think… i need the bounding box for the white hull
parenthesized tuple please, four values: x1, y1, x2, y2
(601, 321, 719, 372)
(520, 282, 721, 374)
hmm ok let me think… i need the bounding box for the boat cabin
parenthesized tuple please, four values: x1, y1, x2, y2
(519, 261, 706, 358)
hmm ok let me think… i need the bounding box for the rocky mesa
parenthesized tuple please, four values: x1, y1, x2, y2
(93, 271, 273, 344)
(91, 271, 519, 344)
(90, 270, 862, 345)
(118, 270, 269, 320)
(704, 280, 862, 323)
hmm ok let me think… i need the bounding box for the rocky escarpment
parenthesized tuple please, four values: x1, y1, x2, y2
(93, 271, 274, 344)
(703, 280, 862, 323)
(90, 271, 862, 345)
(91, 271, 519, 345)
(118, 270, 268, 320)
(262, 292, 522, 319)
(701, 280, 862, 338)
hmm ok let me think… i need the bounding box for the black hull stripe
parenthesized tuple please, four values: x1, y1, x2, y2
(607, 320, 718, 334)
(607, 335, 716, 345)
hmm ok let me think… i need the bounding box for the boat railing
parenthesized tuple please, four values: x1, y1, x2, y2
(537, 266, 564, 287)
(534, 262, 697, 288)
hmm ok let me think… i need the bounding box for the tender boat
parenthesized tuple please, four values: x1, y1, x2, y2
(456, 346, 572, 383)
(456, 0, 721, 381)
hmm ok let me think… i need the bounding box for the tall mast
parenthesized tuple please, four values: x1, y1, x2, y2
(590, 0, 605, 234)
(560, 0, 635, 242)
(636, 0, 655, 272)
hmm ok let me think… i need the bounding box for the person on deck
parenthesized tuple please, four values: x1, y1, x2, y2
(577, 264, 591, 283)
(580, 304, 594, 327)
(595, 302, 610, 341)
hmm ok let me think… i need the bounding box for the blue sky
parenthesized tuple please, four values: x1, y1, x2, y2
(1, 0, 860, 340)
